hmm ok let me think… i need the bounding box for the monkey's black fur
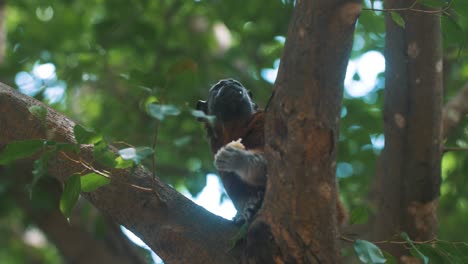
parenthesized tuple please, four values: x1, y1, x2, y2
(197, 79, 266, 224)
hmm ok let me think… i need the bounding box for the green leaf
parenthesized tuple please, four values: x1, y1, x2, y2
(73, 125, 102, 144)
(382, 251, 397, 264)
(441, 15, 466, 52)
(174, 136, 192, 147)
(115, 156, 134, 169)
(416, 244, 448, 264)
(94, 141, 117, 167)
(26, 151, 54, 198)
(60, 174, 81, 218)
(401, 232, 429, 264)
(147, 103, 181, 120)
(185, 172, 207, 196)
(28, 105, 47, 123)
(191, 109, 216, 125)
(118, 146, 154, 165)
(80, 173, 110, 192)
(349, 206, 369, 225)
(436, 242, 468, 263)
(452, 0, 468, 18)
(0, 139, 45, 165)
(390, 12, 405, 28)
(54, 143, 80, 153)
(353, 239, 386, 264)
(144, 95, 159, 106)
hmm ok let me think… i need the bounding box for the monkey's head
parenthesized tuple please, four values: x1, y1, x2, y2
(197, 79, 257, 122)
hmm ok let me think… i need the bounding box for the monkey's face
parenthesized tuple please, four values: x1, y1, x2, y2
(197, 79, 257, 122)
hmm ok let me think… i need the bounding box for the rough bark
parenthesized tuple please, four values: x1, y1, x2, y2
(0, 83, 239, 264)
(373, 1, 443, 258)
(248, 1, 361, 263)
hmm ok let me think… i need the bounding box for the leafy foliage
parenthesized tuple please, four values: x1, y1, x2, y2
(1, 0, 468, 262)
(401, 232, 429, 264)
(80, 173, 110, 192)
(390, 12, 405, 28)
(353, 240, 386, 264)
(93, 140, 117, 168)
(59, 174, 81, 218)
(349, 206, 369, 225)
(146, 104, 181, 121)
(73, 124, 102, 144)
(118, 147, 154, 165)
(0, 139, 44, 165)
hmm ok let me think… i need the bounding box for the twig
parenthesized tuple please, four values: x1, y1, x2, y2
(112, 141, 134, 148)
(59, 151, 154, 192)
(340, 234, 467, 246)
(151, 121, 160, 182)
(363, 0, 453, 15)
(444, 147, 468, 152)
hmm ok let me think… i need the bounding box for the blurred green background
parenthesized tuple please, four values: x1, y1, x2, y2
(0, 0, 467, 263)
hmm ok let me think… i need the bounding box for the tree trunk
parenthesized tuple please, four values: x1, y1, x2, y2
(247, 1, 361, 263)
(373, 1, 443, 259)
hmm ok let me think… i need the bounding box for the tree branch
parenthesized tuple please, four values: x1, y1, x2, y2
(0, 83, 239, 264)
(6, 162, 147, 264)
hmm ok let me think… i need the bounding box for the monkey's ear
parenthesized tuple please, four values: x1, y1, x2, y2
(248, 91, 253, 98)
(196, 100, 208, 113)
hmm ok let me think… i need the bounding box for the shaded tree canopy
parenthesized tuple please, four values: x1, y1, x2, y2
(1, 0, 468, 263)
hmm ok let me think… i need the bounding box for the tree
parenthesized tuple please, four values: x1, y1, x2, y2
(1, 0, 468, 263)
(372, 0, 442, 259)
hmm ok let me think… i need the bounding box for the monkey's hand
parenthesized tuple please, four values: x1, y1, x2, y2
(214, 144, 267, 187)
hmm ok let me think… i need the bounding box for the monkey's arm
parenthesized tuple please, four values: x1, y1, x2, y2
(214, 145, 267, 187)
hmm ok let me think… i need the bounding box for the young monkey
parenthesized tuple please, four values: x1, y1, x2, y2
(196, 79, 266, 224)
(196, 79, 347, 225)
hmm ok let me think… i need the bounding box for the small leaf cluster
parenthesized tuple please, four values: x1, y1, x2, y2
(349, 207, 468, 263)
(0, 105, 155, 219)
(352, 231, 468, 263)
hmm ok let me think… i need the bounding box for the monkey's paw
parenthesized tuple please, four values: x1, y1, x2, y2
(214, 146, 247, 172)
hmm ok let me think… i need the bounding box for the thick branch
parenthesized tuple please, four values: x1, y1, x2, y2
(6, 162, 146, 264)
(0, 83, 239, 264)
(442, 82, 468, 139)
(250, 1, 361, 263)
